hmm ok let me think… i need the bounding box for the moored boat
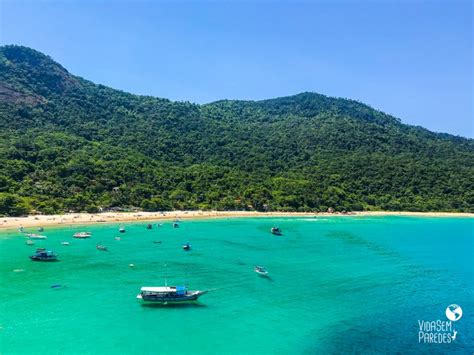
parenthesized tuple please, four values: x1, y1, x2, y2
(146, 224, 153, 229)
(136, 286, 207, 304)
(183, 242, 191, 250)
(30, 249, 58, 261)
(27, 234, 47, 239)
(119, 226, 126, 233)
(270, 227, 282, 236)
(61, 241, 70, 246)
(255, 266, 269, 276)
(25, 239, 35, 246)
(37, 227, 44, 232)
(73, 232, 92, 238)
(96, 244, 108, 251)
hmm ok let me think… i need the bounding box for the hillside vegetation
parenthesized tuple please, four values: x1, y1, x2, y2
(0, 45, 473, 215)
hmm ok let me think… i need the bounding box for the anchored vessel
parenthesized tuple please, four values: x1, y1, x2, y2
(137, 286, 207, 304)
(96, 244, 108, 251)
(255, 266, 269, 276)
(270, 227, 282, 236)
(27, 234, 47, 239)
(30, 249, 58, 261)
(73, 232, 92, 238)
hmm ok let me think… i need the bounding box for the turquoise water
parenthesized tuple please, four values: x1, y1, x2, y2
(0, 217, 472, 354)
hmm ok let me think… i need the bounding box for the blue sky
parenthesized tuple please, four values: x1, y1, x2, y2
(0, 0, 472, 137)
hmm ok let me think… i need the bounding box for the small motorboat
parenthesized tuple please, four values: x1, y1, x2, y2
(183, 243, 191, 251)
(25, 239, 35, 246)
(37, 227, 44, 232)
(18, 226, 25, 233)
(270, 227, 282, 236)
(96, 244, 108, 251)
(119, 227, 126, 233)
(115, 237, 121, 241)
(61, 241, 70, 246)
(146, 224, 153, 230)
(30, 249, 58, 261)
(255, 266, 269, 276)
(73, 232, 92, 238)
(27, 234, 47, 239)
(173, 222, 180, 228)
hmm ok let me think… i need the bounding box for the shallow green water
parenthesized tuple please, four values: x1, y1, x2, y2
(0, 217, 472, 354)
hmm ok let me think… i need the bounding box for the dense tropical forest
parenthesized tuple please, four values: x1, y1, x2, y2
(0, 45, 473, 216)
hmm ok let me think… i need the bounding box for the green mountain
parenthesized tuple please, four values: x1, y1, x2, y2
(0, 45, 473, 215)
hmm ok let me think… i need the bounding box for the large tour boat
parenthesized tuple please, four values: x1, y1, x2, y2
(136, 286, 207, 304)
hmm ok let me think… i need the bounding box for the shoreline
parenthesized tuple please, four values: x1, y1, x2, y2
(0, 210, 472, 231)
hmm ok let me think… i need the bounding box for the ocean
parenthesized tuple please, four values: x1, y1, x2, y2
(0, 216, 472, 354)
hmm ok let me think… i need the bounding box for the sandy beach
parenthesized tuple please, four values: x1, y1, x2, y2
(0, 210, 472, 230)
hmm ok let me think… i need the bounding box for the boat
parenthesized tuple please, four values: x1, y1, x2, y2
(255, 266, 269, 276)
(25, 239, 35, 246)
(153, 241, 162, 244)
(61, 241, 70, 246)
(146, 224, 153, 229)
(270, 227, 282, 236)
(96, 244, 108, 251)
(37, 227, 44, 232)
(115, 237, 121, 241)
(119, 227, 126, 233)
(30, 249, 58, 261)
(73, 232, 92, 238)
(173, 222, 179, 228)
(183, 243, 191, 251)
(27, 234, 47, 239)
(136, 286, 208, 304)
(18, 226, 24, 233)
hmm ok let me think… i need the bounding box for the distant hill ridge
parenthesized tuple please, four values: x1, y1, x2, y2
(0, 44, 472, 215)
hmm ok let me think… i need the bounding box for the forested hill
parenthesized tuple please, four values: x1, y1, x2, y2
(0, 45, 473, 215)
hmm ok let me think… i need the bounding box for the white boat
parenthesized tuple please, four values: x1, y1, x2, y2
(73, 232, 92, 238)
(25, 239, 35, 245)
(137, 286, 207, 304)
(114, 237, 121, 241)
(61, 241, 70, 246)
(119, 227, 126, 233)
(27, 234, 47, 239)
(255, 266, 269, 276)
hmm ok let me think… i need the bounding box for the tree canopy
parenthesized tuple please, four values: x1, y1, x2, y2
(0, 45, 473, 216)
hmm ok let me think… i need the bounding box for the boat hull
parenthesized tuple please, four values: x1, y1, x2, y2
(30, 256, 58, 261)
(137, 291, 207, 304)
